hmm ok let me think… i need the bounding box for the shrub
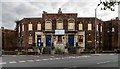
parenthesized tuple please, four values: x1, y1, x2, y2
(55, 48, 64, 54)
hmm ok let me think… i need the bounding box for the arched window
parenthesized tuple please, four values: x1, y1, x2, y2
(68, 18, 75, 30)
(56, 18, 63, 29)
(45, 19, 52, 30)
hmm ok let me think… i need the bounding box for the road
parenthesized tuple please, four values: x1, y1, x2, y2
(0, 54, 119, 68)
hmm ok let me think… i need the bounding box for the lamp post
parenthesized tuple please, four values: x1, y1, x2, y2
(95, 5, 99, 54)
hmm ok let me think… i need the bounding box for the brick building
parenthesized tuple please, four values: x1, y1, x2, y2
(2, 27, 17, 51)
(14, 9, 104, 54)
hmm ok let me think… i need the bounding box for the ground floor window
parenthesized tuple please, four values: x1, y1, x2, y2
(58, 35, 62, 43)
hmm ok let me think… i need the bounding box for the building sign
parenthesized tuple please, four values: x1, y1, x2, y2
(55, 30, 65, 35)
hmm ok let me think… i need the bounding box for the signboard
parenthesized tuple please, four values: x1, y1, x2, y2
(55, 30, 65, 35)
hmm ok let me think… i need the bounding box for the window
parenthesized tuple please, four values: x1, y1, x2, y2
(112, 27, 115, 32)
(88, 23, 92, 30)
(79, 23, 83, 30)
(45, 19, 52, 30)
(68, 18, 75, 30)
(100, 26, 102, 32)
(28, 22, 32, 31)
(58, 35, 62, 42)
(18, 25, 20, 33)
(97, 25, 98, 31)
(37, 22, 41, 30)
(22, 24, 24, 31)
(56, 19, 63, 29)
(28, 34, 32, 44)
(78, 35, 83, 42)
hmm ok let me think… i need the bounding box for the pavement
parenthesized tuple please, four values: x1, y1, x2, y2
(0, 54, 119, 68)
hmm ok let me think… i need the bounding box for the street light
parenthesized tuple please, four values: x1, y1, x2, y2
(95, 4, 100, 54)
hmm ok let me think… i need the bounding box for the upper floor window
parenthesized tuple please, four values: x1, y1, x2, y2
(68, 18, 75, 30)
(22, 24, 24, 31)
(100, 26, 102, 32)
(56, 19, 63, 29)
(97, 25, 98, 31)
(18, 25, 20, 33)
(79, 23, 83, 30)
(28, 22, 33, 31)
(37, 22, 41, 30)
(45, 19, 52, 30)
(88, 23, 92, 30)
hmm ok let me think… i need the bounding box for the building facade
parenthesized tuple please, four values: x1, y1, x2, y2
(2, 9, 120, 54)
(14, 9, 104, 54)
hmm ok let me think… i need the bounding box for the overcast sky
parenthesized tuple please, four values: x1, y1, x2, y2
(0, 0, 119, 30)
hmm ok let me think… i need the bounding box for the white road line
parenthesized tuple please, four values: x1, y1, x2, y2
(97, 61, 110, 64)
(109, 54, 114, 55)
(49, 58, 54, 60)
(42, 59, 48, 61)
(35, 59, 41, 62)
(61, 57, 65, 59)
(19, 61, 26, 63)
(9, 61, 17, 64)
(0, 62, 6, 65)
(27, 60, 34, 62)
(55, 58, 60, 60)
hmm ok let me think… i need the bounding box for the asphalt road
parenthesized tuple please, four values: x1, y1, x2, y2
(0, 54, 119, 68)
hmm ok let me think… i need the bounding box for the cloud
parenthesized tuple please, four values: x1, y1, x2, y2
(1, 0, 118, 30)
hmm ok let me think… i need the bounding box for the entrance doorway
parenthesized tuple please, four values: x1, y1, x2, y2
(37, 35, 41, 47)
(68, 35, 74, 47)
(46, 35, 51, 47)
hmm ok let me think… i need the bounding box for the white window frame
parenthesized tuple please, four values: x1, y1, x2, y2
(68, 18, 75, 30)
(22, 24, 24, 31)
(88, 23, 92, 30)
(37, 22, 41, 30)
(56, 19, 63, 29)
(28, 22, 33, 31)
(45, 19, 52, 30)
(79, 23, 83, 30)
(18, 25, 20, 33)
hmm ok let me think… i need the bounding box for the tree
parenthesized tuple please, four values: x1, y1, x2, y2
(98, 0, 120, 11)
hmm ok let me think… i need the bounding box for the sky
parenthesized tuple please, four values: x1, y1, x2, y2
(0, 0, 119, 30)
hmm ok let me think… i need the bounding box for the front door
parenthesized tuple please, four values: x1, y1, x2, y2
(46, 35, 51, 47)
(37, 35, 41, 47)
(68, 35, 74, 47)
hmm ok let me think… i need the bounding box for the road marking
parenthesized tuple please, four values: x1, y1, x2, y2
(27, 60, 34, 62)
(0, 62, 6, 65)
(55, 58, 60, 60)
(61, 57, 65, 59)
(42, 59, 48, 61)
(97, 61, 110, 64)
(19, 61, 26, 63)
(109, 54, 114, 55)
(9, 61, 17, 64)
(49, 58, 54, 60)
(35, 59, 41, 62)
